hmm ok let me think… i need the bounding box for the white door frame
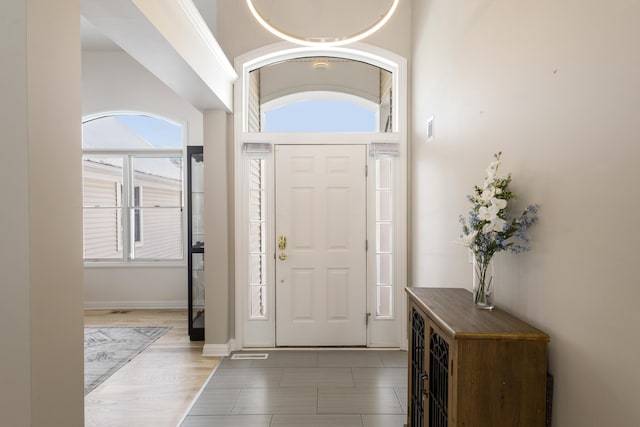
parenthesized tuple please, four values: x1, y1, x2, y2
(233, 42, 408, 350)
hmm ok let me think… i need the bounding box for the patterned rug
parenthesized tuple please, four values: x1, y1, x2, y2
(84, 326, 171, 395)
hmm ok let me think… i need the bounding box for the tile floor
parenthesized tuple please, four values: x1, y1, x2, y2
(180, 350, 408, 427)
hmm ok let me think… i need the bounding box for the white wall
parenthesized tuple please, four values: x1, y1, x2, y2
(410, 0, 640, 425)
(82, 50, 204, 308)
(1, 0, 84, 425)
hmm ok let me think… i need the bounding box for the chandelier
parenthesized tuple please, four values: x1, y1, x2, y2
(246, 0, 400, 47)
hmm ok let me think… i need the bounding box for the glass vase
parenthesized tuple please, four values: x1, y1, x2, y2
(473, 257, 494, 309)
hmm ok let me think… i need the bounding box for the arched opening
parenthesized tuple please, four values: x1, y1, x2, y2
(81, 113, 184, 263)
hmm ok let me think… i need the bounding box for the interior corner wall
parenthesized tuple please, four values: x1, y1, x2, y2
(1, 0, 84, 425)
(410, 1, 640, 425)
(82, 50, 204, 309)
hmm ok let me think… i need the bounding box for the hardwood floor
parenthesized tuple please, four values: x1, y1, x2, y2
(84, 309, 219, 427)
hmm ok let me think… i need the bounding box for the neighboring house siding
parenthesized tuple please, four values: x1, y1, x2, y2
(83, 163, 123, 259)
(83, 160, 182, 260)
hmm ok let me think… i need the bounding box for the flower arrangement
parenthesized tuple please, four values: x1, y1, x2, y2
(459, 152, 538, 308)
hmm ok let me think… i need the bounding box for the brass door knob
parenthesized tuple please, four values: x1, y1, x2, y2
(278, 252, 287, 261)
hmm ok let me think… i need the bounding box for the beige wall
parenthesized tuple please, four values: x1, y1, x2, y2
(410, 0, 640, 425)
(203, 110, 233, 346)
(82, 50, 204, 309)
(82, 51, 203, 141)
(1, 0, 84, 425)
(0, 1, 32, 424)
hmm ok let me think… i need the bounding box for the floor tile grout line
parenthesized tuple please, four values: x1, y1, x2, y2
(228, 387, 242, 416)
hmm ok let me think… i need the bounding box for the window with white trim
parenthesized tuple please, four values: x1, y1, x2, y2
(82, 114, 184, 262)
(243, 142, 272, 319)
(375, 156, 394, 317)
(247, 154, 268, 319)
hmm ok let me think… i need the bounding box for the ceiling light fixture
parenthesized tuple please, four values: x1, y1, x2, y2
(312, 60, 330, 70)
(246, 0, 400, 47)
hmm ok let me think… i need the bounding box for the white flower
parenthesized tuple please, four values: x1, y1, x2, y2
(459, 152, 538, 266)
(480, 188, 495, 203)
(461, 230, 478, 247)
(490, 217, 507, 232)
(491, 197, 507, 210)
(478, 204, 500, 221)
(482, 217, 506, 234)
(486, 160, 500, 178)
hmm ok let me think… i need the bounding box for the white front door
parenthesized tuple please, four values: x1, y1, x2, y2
(275, 144, 367, 346)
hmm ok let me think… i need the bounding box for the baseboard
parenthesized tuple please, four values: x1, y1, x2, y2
(84, 300, 186, 310)
(203, 339, 235, 357)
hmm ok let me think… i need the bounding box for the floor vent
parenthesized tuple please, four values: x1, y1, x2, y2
(230, 353, 269, 360)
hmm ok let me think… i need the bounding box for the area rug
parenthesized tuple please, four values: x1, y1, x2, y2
(84, 326, 171, 395)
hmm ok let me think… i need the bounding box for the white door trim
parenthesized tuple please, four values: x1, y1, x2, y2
(233, 42, 408, 351)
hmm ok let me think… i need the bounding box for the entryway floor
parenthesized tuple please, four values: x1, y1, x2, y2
(180, 350, 408, 427)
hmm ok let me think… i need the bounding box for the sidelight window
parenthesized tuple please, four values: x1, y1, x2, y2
(375, 156, 394, 317)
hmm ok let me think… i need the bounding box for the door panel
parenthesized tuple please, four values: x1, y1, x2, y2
(275, 144, 367, 346)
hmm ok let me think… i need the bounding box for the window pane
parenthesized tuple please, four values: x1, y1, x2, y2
(130, 208, 183, 260)
(82, 115, 182, 149)
(376, 158, 392, 189)
(249, 190, 265, 221)
(377, 254, 392, 286)
(83, 156, 123, 207)
(376, 190, 392, 221)
(251, 286, 266, 318)
(132, 157, 183, 207)
(377, 286, 393, 317)
(249, 222, 265, 253)
(264, 99, 376, 132)
(249, 254, 265, 285)
(83, 207, 123, 260)
(377, 222, 393, 253)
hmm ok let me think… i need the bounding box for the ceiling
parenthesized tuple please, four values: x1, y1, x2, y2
(81, 16, 120, 51)
(81, 1, 217, 52)
(80, 0, 233, 111)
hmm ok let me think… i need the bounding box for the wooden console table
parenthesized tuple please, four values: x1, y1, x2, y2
(406, 287, 550, 427)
